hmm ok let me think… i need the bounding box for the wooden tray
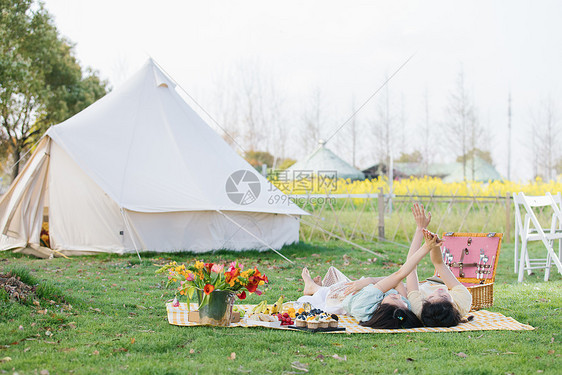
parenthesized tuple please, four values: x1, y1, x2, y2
(288, 325, 346, 333)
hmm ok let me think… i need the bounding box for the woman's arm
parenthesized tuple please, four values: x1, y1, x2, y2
(407, 204, 431, 260)
(340, 276, 384, 295)
(372, 240, 432, 294)
(429, 240, 462, 289)
(406, 204, 431, 293)
(343, 234, 439, 296)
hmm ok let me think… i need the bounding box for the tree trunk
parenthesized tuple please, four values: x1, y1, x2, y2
(11, 146, 20, 181)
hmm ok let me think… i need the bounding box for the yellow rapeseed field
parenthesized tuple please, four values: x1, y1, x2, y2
(272, 176, 562, 197)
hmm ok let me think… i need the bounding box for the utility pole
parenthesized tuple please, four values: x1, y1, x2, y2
(507, 92, 512, 180)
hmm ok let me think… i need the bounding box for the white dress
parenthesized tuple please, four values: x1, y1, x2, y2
(295, 267, 351, 315)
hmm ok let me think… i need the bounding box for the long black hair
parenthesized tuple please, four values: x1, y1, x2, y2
(420, 300, 473, 327)
(360, 303, 423, 329)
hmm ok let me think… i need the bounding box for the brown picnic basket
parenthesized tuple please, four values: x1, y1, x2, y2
(438, 232, 503, 311)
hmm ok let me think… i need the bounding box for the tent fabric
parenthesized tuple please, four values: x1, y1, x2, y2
(47, 59, 303, 215)
(47, 140, 128, 252)
(0, 59, 305, 256)
(286, 144, 365, 181)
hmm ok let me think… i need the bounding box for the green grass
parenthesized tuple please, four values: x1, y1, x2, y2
(0, 240, 560, 375)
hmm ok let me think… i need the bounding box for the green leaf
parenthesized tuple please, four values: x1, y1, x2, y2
(197, 291, 209, 310)
(186, 286, 196, 300)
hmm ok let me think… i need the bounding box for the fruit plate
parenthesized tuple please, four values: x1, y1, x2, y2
(288, 325, 346, 333)
(243, 317, 282, 328)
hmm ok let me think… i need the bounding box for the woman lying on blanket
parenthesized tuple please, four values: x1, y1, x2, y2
(298, 204, 471, 329)
(298, 204, 439, 329)
(402, 204, 473, 327)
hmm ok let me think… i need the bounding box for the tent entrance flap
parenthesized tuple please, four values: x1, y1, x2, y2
(0, 138, 51, 250)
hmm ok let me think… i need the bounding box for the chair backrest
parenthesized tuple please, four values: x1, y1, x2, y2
(517, 192, 561, 234)
(512, 192, 526, 233)
(546, 192, 562, 229)
(521, 194, 554, 207)
(550, 192, 562, 205)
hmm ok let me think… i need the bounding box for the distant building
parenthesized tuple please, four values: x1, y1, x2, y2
(442, 157, 501, 183)
(362, 162, 453, 180)
(363, 156, 501, 182)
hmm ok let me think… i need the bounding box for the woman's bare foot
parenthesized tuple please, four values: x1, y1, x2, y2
(313, 276, 322, 285)
(301, 267, 321, 295)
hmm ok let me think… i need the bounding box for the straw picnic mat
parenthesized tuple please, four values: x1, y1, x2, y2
(166, 303, 534, 333)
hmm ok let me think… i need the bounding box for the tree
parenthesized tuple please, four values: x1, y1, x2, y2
(276, 158, 296, 171)
(301, 87, 325, 154)
(346, 97, 361, 168)
(244, 150, 274, 170)
(264, 78, 288, 168)
(554, 157, 562, 177)
(0, 0, 108, 180)
(330, 96, 362, 169)
(212, 69, 241, 149)
(397, 150, 423, 163)
(529, 97, 560, 180)
(443, 69, 483, 181)
(419, 87, 435, 174)
(214, 60, 288, 163)
(455, 148, 494, 165)
(371, 80, 398, 168)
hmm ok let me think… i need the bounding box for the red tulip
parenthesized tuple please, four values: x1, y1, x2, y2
(204, 284, 215, 295)
(204, 263, 214, 274)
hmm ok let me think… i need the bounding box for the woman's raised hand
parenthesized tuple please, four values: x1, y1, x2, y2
(412, 203, 431, 229)
(422, 228, 443, 250)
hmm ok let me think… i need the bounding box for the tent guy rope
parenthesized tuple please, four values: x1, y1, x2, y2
(120, 208, 142, 261)
(217, 210, 294, 264)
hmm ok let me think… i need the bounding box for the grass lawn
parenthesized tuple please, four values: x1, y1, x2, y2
(0, 240, 560, 375)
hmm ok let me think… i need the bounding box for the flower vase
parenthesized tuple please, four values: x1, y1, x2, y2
(197, 290, 235, 326)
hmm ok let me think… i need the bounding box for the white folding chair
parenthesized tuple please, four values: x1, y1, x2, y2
(513, 192, 562, 282)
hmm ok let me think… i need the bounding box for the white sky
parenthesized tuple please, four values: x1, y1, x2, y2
(43, 0, 562, 181)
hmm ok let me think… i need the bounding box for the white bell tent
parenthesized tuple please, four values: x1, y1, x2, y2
(0, 59, 306, 258)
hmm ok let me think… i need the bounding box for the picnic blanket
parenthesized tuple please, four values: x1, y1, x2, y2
(166, 303, 534, 333)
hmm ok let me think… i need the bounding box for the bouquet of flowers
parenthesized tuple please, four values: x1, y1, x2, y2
(157, 260, 268, 308)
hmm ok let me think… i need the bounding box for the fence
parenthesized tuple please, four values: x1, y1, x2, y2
(291, 189, 521, 246)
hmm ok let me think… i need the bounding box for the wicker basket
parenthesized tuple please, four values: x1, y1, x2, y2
(464, 281, 494, 311)
(441, 232, 503, 311)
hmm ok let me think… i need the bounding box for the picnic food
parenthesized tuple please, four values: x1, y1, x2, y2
(251, 300, 269, 314)
(249, 296, 285, 315)
(293, 308, 339, 329)
(319, 314, 330, 328)
(276, 312, 294, 326)
(233, 306, 245, 318)
(248, 313, 276, 322)
(287, 307, 296, 318)
(329, 314, 339, 328)
(271, 295, 284, 314)
(295, 315, 307, 327)
(306, 318, 320, 329)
